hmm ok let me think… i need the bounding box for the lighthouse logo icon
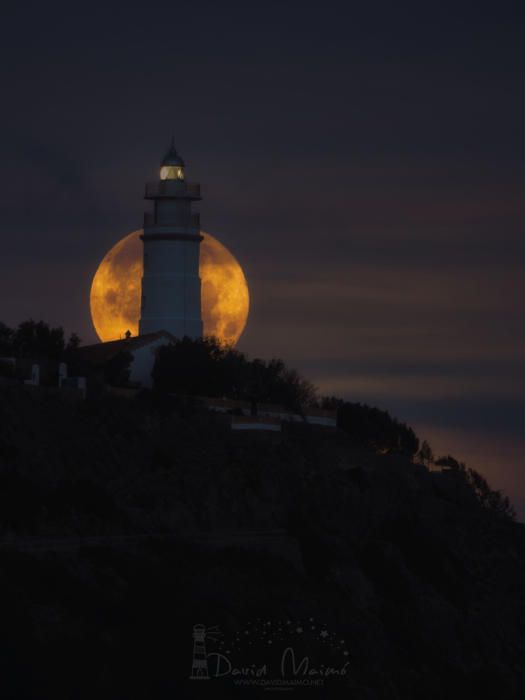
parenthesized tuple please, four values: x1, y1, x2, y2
(190, 624, 215, 680)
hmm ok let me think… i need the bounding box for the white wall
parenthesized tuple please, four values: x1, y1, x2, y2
(128, 338, 172, 388)
(139, 237, 202, 339)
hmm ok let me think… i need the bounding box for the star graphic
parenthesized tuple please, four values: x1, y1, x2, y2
(296, 627, 303, 634)
(320, 631, 328, 638)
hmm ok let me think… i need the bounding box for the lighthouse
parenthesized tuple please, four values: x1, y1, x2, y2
(139, 142, 203, 338)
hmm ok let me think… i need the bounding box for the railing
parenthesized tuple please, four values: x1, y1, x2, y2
(143, 211, 201, 228)
(144, 181, 201, 199)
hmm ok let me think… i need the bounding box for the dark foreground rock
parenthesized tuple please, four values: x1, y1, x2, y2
(0, 388, 524, 698)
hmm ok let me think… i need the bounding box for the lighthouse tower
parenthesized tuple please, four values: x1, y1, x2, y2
(139, 142, 203, 338)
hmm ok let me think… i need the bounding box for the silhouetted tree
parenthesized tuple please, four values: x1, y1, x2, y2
(417, 440, 434, 467)
(0, 320, 81, 363)
(331, 399, 419, 455)
(104, 351, 133, 387)
(65, 332, 81, 352)
(152, 336, 317, 411)
(153, 336, 228, 396)
(0, 322, 13, 355)
(320, 396, 345, 410)
(62, 332, 82, 367)
(435, 455, 515, 520)
(12, 320, 65, 360)
(435, 455, 465, 471)
(467, 467, 516, 520)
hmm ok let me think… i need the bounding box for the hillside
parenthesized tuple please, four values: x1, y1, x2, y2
(0, 387, 524, 698)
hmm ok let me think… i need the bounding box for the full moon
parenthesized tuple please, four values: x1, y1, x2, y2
(90, 230, 250, 346)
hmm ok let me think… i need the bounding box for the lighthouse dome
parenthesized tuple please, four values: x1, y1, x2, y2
(161, 142, 185, 167)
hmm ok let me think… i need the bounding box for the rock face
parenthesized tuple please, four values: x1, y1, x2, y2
(0, 388, 524, 698)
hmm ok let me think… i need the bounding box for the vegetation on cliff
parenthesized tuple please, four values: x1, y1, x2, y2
(0, 321, 522, 697)
(0, 385, 523, 698)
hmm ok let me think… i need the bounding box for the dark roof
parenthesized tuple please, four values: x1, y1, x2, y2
(161, 139, 185, 167)
(73, 331, 176, 367)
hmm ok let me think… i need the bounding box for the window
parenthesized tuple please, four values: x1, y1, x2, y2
(160, 165, 184, 181)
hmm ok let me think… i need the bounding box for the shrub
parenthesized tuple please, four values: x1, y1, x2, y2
(152, 336, 317, 412)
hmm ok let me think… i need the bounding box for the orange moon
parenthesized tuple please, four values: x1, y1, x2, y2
(90, 230, 250, 346)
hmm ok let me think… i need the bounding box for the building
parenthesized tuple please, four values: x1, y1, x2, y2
(231, 415, 282, 432)
(0, 356, 86, 397)
(140, 142, 203, 339)
(73, 331, 176, 389)
(201, 396, 337, 430)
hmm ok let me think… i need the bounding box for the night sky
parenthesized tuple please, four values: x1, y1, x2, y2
(1, 2, 524, 515)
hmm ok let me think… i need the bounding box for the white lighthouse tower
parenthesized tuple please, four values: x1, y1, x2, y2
(139, 142, 203, 339)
